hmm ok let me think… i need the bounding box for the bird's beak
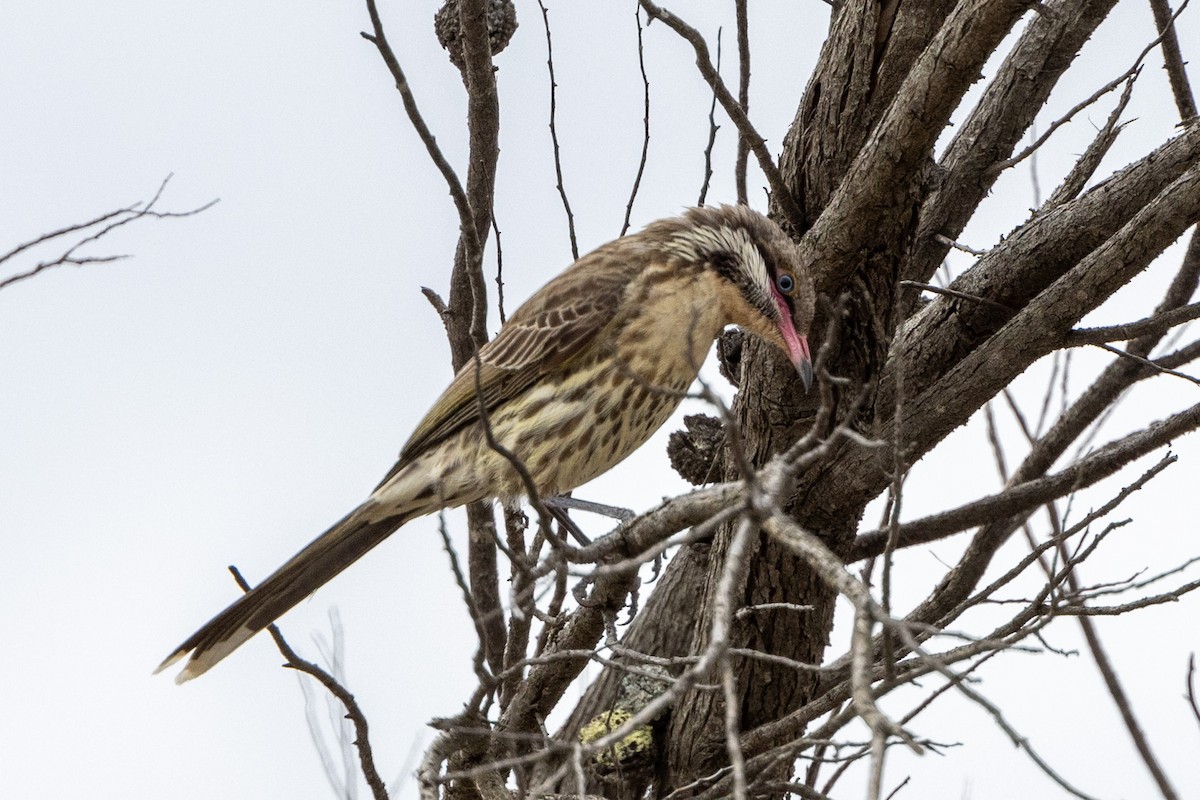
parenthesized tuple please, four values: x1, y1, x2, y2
(770, 284, 814, 391)
(777, 319, 814, 392)
(794, 336, 813, 392)
(796, 349, 813, 392)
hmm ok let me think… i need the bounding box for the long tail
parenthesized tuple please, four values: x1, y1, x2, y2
(156, 503, 413, 683)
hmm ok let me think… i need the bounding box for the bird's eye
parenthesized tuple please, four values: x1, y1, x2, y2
(776, 273, 795, 294)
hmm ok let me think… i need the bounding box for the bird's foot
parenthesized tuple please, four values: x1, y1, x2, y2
(544, 495, 636, 522)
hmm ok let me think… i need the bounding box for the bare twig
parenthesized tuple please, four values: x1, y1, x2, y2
(1186, 655, 1200, 736)
(1053, 539, 1182, 798)
(1028, 120, 1043, 207)
(300, 611, 357, 800)
(933, 234, 989, 257)
(993, 0, 1190, 173)
(621, 3, 652, 237)
(0, 175, 216, 292)
(1088, 343, 1200, 387)
(697, 28, 723, 206)
(1149, 0, 1198, 121)
(899, 280, 1015, 313)
(1057, 576, 1200, 614)
(1046, 75, 1136, 207)
(851, 415, 1187, 560)
(228, 567, 388, 800)
(493, 215, 507, 323)
(537, 0, 579, 260)
(0, 209, 126, 268)
(734, 0, 750, 206)
(639, 0, 805, 231)
(436, 511, 497, 690)
(721, 652, 749, 800)
(1066, 302, 1200, 346)
(361, 1, 481, 271)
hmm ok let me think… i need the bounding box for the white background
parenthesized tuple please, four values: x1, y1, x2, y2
(2, 2, 1198, 798)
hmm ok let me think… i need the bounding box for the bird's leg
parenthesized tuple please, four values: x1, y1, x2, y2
(544, 494, 636, 522)
(546, 504, 591, 546)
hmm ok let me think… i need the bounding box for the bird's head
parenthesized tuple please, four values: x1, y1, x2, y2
(660, 205, 816, 390)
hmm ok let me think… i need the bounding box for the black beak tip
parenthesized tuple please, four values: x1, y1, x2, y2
(799, 359, 814, 393)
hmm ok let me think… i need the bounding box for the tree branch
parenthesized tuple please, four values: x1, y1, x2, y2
(851, 429, 1183, 561)
(0, 176, 216, 292)
(1149, 0, 1198, 121)
(798, 0, 1035, 293)
(228, 567, 388, 800)
(638, 0, 805, 231)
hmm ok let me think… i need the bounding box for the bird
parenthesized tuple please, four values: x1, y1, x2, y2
(158, 204, 816, 683)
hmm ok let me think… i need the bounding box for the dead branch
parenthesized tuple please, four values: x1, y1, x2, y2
(637, 0, 805, 231)
(536, 0, 579, 259)
(0, 176, 215, 292)
(1149, 0, 1198, 121)
(621, 4, 652, 237)
(228, 567, 388, 800)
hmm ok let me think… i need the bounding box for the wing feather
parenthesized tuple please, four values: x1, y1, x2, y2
(377, 246, 639, 487)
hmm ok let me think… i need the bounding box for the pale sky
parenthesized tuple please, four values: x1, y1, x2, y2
(2, 2, 1198, 798)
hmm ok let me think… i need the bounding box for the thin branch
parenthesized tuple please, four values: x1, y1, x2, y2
(697, 28, 723, 206)
(1088, 343, 1200, 387)
(851, 414, 1186, 560)
(639, 0, 805, 231)
(621, 3, 652, 237)
(1057, 576, 1200, 614)
(1056, 552, 1182, 798)
(0, 176, 216, 292)
(0, 208, 127, 267)
(1045, 75, 1137, 207)
(1028, 120, 1043, 207)
(933, 234, 989, 257)
(0, 254, 129, 290)
(1066, 302, 1200, 346)
(995, 68, 1139, 174)
(228, 567, 388, 800)
(734, 0, 750, 206)
(721, 651, 749, 800)
(537, 0, 579, 260)
(899, 280, 1015, 314)
(300, 611, 357, 800)
(361, 1, 480, 271)
(1149, 0, 1198, 121)
(493, 215, 507, 324)
(437, 510, 498, 690)
(1186, 655, 1200, 736)
(993, 0, 1190, 174)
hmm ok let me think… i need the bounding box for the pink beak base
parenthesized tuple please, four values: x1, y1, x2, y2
(772, 286, 814, 391)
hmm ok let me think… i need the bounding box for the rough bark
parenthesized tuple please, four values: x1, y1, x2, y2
(378, 1, 1200, 795)
(663, 0, 1039, 786)
(545, 1, 1200, 795)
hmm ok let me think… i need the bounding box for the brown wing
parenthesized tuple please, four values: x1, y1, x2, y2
(376, 246, 639, 487)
